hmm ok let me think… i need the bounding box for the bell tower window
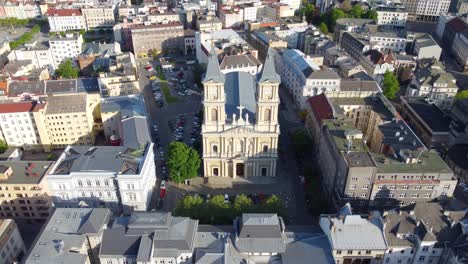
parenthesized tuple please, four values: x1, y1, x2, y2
(211, 108, 218, 121)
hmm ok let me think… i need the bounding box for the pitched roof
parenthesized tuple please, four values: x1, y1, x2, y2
(258, 48, 280, 83)
(219, 54, 261, 70)
(0, 102, 37, 113)
(224, 71, 256, 122)
(236, 214, 286, 253)
(447, 17, 468, 33)
(307, 94, 333, 125)
(46, 8, 82, 16)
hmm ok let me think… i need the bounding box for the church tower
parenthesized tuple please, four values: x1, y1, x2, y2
(202, 48, 226, 132)
(256, 48, 280, 132)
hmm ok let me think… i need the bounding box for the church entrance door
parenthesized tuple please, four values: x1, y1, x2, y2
(236, 163, 245, 177)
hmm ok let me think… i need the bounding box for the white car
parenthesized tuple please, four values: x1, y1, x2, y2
(224, 194, 229, 203)
(161, 180, 166, 189)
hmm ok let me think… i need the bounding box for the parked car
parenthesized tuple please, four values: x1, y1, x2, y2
(224, 194, 230, 203)
(161, 180, 166, 189)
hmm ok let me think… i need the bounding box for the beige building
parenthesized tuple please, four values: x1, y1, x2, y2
(34, 93, 101, 151)
(0, 161, 53, 220)
(0, 219, 26, 263)
(130, 22, 184, 57)
(196, 15, 223, 32)
(98, 52, 141, 97)
(202, 49, 280, 179)
(82, 6, 116, 29)
(263, 3, 295, 21)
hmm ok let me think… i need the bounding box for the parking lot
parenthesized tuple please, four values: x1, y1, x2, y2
(137, 57, 203, 210)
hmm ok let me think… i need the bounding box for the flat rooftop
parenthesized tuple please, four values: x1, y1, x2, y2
(403, 97, 451, 133)
(101, 94, 146, 118)
(344, 152, 376, 167)
(323, 119, 368, 153)
(0, 161, 53, 184)
(372, 151, 453, 175)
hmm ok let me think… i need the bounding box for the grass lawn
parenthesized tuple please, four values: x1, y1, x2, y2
(160, 82, 179, 104)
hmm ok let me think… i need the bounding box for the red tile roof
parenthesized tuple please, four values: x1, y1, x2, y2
(447, 17, 467, 33)
(307, 93, 333, 125)
(46, 8, 82, 16)
(0, 102, 37, 113)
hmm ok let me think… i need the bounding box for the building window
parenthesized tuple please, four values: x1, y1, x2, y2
(422, 246, 429, 252)
(347, 250, 353, 254)
(264, 108, 271, 121)
(212, 145, 218, 154)
(211, 108, 218, 121)
(263, 145, 268, 153)
(362, 185, 369, 189)
(77, 180, 83, 187)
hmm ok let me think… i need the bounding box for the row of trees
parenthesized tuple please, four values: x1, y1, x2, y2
(9, 24, 40, 49)
(0, 18, 30, 27)
(173, 194, 286, 224)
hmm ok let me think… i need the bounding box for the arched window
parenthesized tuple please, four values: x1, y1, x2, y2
(264, 109, 271, 121)
(212, 145, 218, 154)
(263, 145, 269, 153)
(211, 108, 218, 121)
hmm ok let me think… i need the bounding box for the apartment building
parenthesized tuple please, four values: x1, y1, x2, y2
(320, 206, 387, 264)
(49, 33, 83, 66)
(279, 49, 380, 109)
(239, 3, 257, 22)
(196, 14, 222, 32)
(129, 22, 184, 57)
(311, 95, 457, 209)
(98, 52, 141, 96)
(0, 219, 26, 264)
(406, 61, 458, 110)
(82, 5, 116, 30)
(100, 212, 198, 264)
(34, 93, 100, 151)
(25, 208, 111, 264)
(100, 94, 151, 148)
(0, 102, 42, 150)
(7, 42, 55, 70)
(147, 11, 180, 24)
(46, 143, 156, 213)
(46, 8, 86, 32)
(452, 30, 468, 72)
(0, 1, 44, 19)
(219, 53, 262, 75)
(376, 5, 408, 27)
(0, 160, 53, 219)
(448, 99, 468, 146)
(385, 202, 466, 264)
(263, 3, 295, 21)
(413, 34, 442, 60)
(401, 0, 450, 22)
(218, 5, 243, 28)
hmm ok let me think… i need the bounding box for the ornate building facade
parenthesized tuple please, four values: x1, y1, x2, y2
(202, 49, 280, 178)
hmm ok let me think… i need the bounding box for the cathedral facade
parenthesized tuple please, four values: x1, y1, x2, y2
(201, 49, 281, 178)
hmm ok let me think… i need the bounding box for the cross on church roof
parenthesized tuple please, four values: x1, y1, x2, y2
(237, 105, 245, 116)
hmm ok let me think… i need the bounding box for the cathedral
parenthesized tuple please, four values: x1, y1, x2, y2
(201, 48, 281, 178)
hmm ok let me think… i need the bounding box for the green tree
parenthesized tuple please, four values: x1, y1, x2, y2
(261, 195, 286, 217)
(319, 22, 329, 34)
(303, 3, 315, 23)
(341, 0, 352, 12)
(233, 194, 253, 216)
(363, 10, 378, 21)
(207, 195, 231, 224)
(0, 140, 7, 154)
(351, 4, 364, 18)
(56, 59, 79, 79)
(166, 142, 201, 183)
(322, 8, 347, 32)
(382, 71, 400, 100)
(173, 195, 205, 220)
(455, 90, 468, 99)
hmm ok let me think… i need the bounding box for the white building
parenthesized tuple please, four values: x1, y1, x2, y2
(415, 0, 451, 22)
(0, 102, 42, 150)
(279, 49, 340, 109)
(46, 143, 156, 213)
(376, 5, 408, 27)
(46, 8, 86, 32)
(239, 3, 257, 22)
(279, 0, 301, 11)
(7, 43, 55, 70)
(369, 32, 407, 53)
(82, 6, 116, 29)
(49, 33, 83, 66)
(219, 54, 262, 75)
(0, 219, 26, 264)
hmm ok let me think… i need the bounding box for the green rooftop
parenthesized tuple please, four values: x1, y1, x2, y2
(371, 151, 453, 175)
(323, 119, 368, 152)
